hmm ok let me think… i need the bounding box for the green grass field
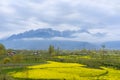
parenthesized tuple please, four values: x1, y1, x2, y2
(10, 61, 120, 80)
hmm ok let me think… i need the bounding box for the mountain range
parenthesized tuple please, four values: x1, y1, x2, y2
(0, 28, 120, 50)
(7, 28, 75, 40)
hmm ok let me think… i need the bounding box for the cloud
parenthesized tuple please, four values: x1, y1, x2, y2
(0, 0, 120, 42)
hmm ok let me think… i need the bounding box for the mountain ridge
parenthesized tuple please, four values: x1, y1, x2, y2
(0, 28, 120, 50)
(7, 28, 76, 40)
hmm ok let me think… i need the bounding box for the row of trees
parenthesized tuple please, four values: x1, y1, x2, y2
(0, 44, 57, 64)
(0, 43, 106, 56)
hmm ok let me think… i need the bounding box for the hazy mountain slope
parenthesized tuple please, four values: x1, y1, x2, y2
(103, 41, 120, 49)
(0, 39, 97, 50)
(7, 28, 75, 40)
(0, 28, 120, 50)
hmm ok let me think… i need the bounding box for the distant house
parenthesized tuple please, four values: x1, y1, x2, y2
(33, 51, 39, 55)
(8, 51, 16, 56)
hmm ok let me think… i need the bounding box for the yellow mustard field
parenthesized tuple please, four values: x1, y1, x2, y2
(10, 61, 120, 80)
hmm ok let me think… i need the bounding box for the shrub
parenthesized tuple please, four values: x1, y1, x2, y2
(3, 57, 11, 64)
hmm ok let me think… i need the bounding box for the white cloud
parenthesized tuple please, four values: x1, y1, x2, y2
(0, 0, 16, 15)
(0, 0, 120, 42)
(21, 38, 44, 41)
(52, 24, 81, 31)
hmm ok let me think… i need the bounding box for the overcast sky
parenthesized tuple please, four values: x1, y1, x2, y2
(0, 0, 120, 42)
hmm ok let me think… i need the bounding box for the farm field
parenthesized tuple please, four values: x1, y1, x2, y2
(9, 61, 120, 80)
(0, 45, 120, 80)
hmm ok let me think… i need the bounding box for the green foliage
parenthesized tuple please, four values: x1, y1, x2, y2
(0, 74, 14, 80)
(0, 43, 6, 55)
(3, 57, 11, 64)
(80, 48, 88, 54)
(0, 49, 120, 80)
(48, 45, 55, 56)
(12, 54, 23, 63)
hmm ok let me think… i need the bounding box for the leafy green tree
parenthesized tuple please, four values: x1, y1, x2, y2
(0, 43, 6, 55)
(48, 45, 55, 56)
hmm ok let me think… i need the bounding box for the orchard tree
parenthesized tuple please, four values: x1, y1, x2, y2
(0, 43, 6, 55)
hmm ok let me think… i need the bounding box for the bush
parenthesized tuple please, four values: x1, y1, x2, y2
(3, 58, 11, 64)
